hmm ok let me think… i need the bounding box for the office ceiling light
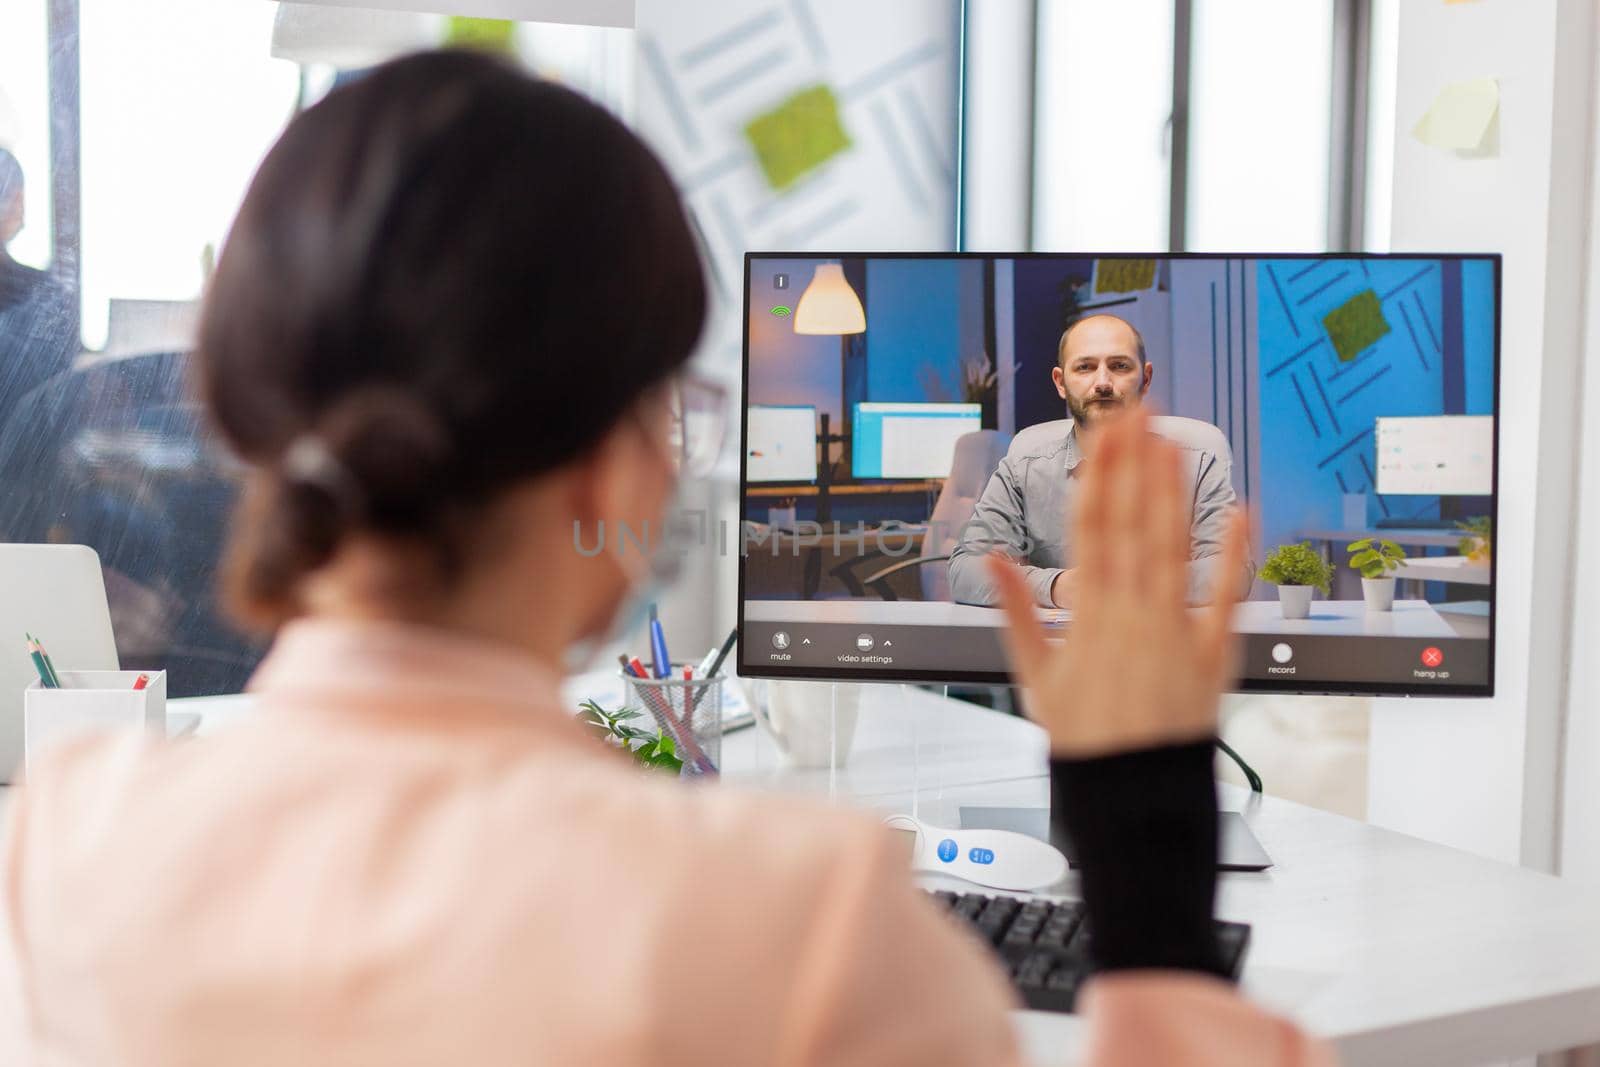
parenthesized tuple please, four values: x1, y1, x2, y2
(793, 263, 866, 335)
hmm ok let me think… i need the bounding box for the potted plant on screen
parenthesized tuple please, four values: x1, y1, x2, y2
(1259, 543, 1334, 620)
(1457, 516, 1492, 563)
(1347, 538, 1407, 612)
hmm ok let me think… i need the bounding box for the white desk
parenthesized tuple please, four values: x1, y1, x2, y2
(1297, 528, 1471, 551)
(1392, 555, 1492, 586)
(1233, 598, 1462, 638)
(175, 684, 1600, 1066)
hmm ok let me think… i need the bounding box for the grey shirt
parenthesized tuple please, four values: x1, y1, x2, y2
(947, 417, 1251, 608)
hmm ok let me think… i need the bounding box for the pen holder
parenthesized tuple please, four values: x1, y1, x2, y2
(25, 670, 167, 770)
(622, 665, 723, 778)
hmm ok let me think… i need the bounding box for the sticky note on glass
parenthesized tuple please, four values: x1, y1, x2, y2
(1412, 78, 1499, 151)
(1095, 259, 1158, 294)
(1323, 289, 1390, 363)
(744, 85, 852, 191)
(444, 16, 516, 53)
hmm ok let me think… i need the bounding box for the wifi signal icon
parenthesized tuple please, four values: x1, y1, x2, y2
(770, 305, 792, 317)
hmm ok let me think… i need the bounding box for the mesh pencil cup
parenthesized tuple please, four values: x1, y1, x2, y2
(621, 665, 723, 777)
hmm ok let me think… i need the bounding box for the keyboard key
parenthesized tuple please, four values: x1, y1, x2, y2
(1003, 923, 1040, 949)
(975, 905, 1014, 944)
(954, 894, 987, 921)
(1036, 912, 1081, 949)
(980, 897, 1020, 924)
(1045, 967, 1081, 993)
(1016, 951, 1054, 989)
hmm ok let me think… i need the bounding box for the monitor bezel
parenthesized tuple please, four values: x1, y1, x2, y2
(737, 251, 1502, 698)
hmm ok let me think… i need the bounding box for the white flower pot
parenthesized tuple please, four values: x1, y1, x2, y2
(1277, 584, 1313, 620)
(1362, 576, 1396, 613)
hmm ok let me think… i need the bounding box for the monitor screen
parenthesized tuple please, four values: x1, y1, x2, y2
(1375, 415, 1494, 495)
(739, 253, 1500, 697)
(852, 402, 983, 479)
(746, 405, 818, 483)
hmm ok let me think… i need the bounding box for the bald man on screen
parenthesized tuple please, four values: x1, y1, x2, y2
(948, 314, 1252, 609)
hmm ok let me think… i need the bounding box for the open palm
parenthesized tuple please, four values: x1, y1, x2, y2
(985, 409, 1249, 758)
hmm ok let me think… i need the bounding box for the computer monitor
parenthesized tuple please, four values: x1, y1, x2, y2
(852, 402, 983, 479)
(739, 253, 1501, 697)
(746, 404, 818, 483)
(1375, 415, 1493, 495)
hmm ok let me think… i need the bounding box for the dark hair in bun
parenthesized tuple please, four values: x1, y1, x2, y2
(196, 50, 706, 624)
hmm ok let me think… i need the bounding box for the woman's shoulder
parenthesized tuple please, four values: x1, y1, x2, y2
(481, 757, 914, 918)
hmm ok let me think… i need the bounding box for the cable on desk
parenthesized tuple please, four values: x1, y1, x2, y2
(1215, 738, 1264, 793)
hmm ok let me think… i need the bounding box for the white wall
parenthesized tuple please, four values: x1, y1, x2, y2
(1560, 7, 1600, 885)
(630, 0, 964, 660)
(962, 0, 1035, 251)
(1369, 0, 1595, 867)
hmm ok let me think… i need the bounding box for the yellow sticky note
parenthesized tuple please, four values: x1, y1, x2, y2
(444, 17, 516, 54)
(1095, 259, 1158, 295)
(744, 86, 852, 191)
(1412, 78, 1499, 151)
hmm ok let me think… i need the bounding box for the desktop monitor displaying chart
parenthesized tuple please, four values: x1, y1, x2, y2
(852, 402, 982, 479)
(746, 405, 820, 483)
(738, 253, 1501, 697)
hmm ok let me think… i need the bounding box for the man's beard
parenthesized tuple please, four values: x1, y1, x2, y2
(1068, 393, 1132, 428)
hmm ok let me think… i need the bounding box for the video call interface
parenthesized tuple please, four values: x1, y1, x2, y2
(738, 254, 1499, 696)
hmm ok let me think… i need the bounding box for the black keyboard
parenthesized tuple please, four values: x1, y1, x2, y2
(925, 890, 1252, 1014)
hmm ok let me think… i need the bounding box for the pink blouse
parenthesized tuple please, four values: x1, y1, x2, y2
(0, 619, 1332, 1066)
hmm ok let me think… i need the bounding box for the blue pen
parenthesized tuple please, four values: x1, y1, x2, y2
(648, 605, 671, 679)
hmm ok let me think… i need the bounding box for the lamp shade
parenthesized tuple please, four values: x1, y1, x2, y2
(793, 263, 866, 335)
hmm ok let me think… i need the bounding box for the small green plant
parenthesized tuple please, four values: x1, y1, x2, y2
(1347, 537, 1406, 579)
(578, 699, 685, 774)
(1457, 516, 1492, 562)
(1259, 542, 1335, 596)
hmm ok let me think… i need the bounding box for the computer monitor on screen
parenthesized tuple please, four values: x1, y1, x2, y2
(1376, 415, 1494, 496)
(853, 402, 982, 479)
(747, 404, 818, 483)
(739, 253, 1501, 697)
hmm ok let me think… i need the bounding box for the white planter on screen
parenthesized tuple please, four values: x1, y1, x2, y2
(1277, 585, 1313, 620)
(1362, 577, 1397, 613)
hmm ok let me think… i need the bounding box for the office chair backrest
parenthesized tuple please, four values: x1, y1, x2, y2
(0, 544, 121, 781)
(921, 430, 1013, 602)
(1148, 414, 1234, 466)
(1007, 416, 1235, 480)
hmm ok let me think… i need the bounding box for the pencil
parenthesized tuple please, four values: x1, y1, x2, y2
(26, 633, 60, 694)
(24, 635, 58, 690)
(34, 635, 62, 689)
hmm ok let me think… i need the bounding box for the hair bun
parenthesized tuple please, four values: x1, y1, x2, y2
(314, 386, 454, 532)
